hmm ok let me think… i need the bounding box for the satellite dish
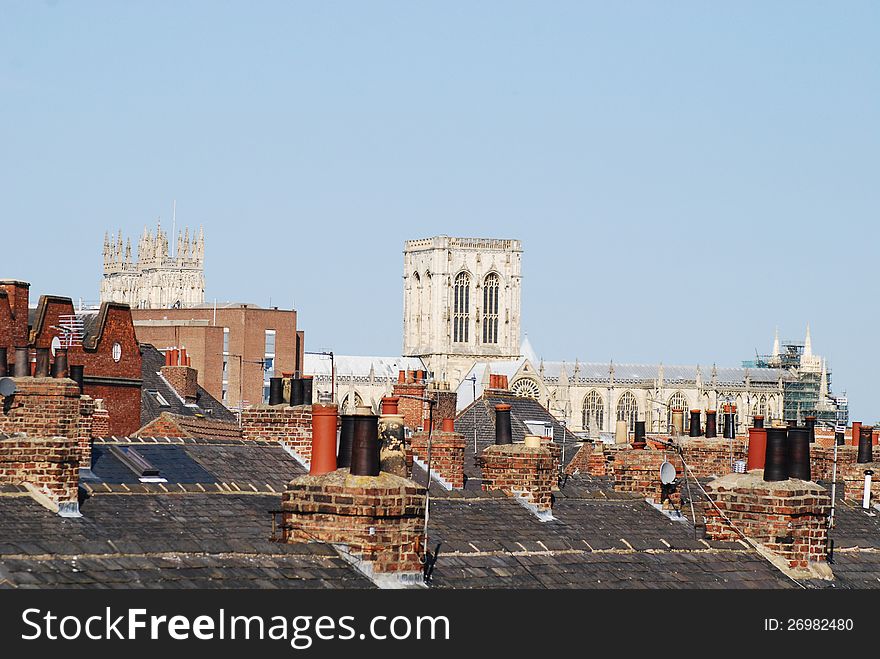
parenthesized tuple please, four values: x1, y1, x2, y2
(659, 460, 676, 485)
(0, 377, 17, 397)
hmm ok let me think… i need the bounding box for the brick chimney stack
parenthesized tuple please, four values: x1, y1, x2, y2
(161, 347, 198, 403)
(410, 418, 465, 489)
(281, 402, 427, 586)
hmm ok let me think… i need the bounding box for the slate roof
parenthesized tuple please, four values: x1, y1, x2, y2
(2, 431, 880, 589)
(140, 343, 237, 426)
(455, 392, 581, 480)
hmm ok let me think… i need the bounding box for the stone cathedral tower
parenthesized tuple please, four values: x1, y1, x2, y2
(100, 222, 205, 309)
(403, 236, 522, 387)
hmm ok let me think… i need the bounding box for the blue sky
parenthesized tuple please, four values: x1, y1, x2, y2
(1, 2, 877, 418)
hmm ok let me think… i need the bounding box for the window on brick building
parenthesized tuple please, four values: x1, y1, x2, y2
(263, 329, 276, 403)
(223, 327, 230, 353)
(453, 272, 470, 343)
(482, 273, 499, 344)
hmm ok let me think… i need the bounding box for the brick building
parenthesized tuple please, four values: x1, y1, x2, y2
(131, 304, 303, 409)
(0, 280, 143, 437)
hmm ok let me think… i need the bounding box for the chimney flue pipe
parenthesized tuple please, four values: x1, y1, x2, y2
(858, 426, 874, 464)
(69, 365, 84, 393)
(337, 414, 356, 468)
(309, 404, 338, 475)
(34, 348, 50, 378)
(752, 415, 764, 429)
(301, 376, 313, 405)
(689, 410, 702, 437)
(381, 396, 400, 415)
(851, 422, 862, 447)
(705, 410, 717, 438)
(349, 414, 380, 476)
(268, 377, 284, 405)
(787, 427, 812, 481)
(0, 347, 6, 377)
(763, 427, 789, 482)
(51, 348, 68, 378)
(13, 347, 28, 377)
(495, 404, 513, 445)
(671, 408, 684, 436)
(805, 416, 817, 444)
(633, 420, 646, 449)
(289, 378, 304, 406)
(747, 426, 767, 471)
(722, 406, 736, 439)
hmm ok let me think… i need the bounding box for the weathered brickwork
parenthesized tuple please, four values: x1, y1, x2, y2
(479, 444, 555, 512)
(410, 428, 465, 488)
(0, 435, 79, 503)
(704, 472, 830, 570)
(0, 378, 81, 439)
(427, 389, 457, 428)
(839, 461, 880, 503)
(392, 382, 428, 430)
(160, 365, 198, 402)
(675, 437, 747, 479)
(612, 448, 682, 503)
(810, 445, 858, 483)
(282, 470, 425, 575)
(30, 299, 143, 437)
(241, 404, 313, 464)
(76, 395, 95, 467)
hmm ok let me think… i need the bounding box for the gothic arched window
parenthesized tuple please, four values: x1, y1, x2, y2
(412, 272, 421, 343)
(453, 272, 470, 343)
(482, 273, 500, 344)
(752, 395, 767, 418)
(616, 391, 639, 432)
(582, 390, 604, 436)
(667, 391, 688, 431)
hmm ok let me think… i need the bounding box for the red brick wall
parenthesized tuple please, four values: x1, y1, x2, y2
(77, 395, 95, 467)
(704, 472, 830, 570)
(410, 429, 465, 488)
(676, 437, 747, 479)
(161, 365, 198, 402)
(392, 382, 428, 430)
(0, 435, 79, 504)
(30, 299, 142, 437)
(811, 445, 857, 483)
(0, 280, 30, 350)
(479, 444, 555, 512)
(0, 291, 14, 361)
(0, 378, 81, 439)
(241, 404, 313, 464)
(282, 471, 425, 575)
(132, 306, 299, 409)
(85, 384, 140, 437)
(612, 448, 682, 503)
(428, 389, 457, 428)
(840, 461, 880, 502)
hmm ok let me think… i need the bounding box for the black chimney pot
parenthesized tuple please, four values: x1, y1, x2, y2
(763, 427, 789, 482)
